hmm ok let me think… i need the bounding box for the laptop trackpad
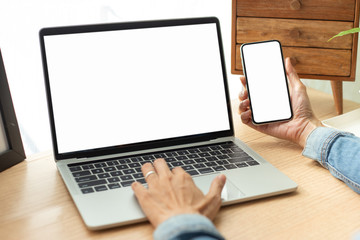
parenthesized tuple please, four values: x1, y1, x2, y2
(193, 174, 245, 201)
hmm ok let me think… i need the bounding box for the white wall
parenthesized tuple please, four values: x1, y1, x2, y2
(0, 0, 240, 155)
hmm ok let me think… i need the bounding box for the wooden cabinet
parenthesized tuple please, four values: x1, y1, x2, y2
(231, 0, 360, 114)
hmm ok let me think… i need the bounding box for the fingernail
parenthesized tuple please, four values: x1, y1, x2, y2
(218, 174, 226, 185)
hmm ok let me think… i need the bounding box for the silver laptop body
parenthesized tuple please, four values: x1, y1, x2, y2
(39, 17, 297, 230)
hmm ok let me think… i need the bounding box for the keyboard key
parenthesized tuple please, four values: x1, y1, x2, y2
(130, 157, 142, 162)
(72, 170, 92, 177)
(213, 166, 226, 171)
(182, 165, 194, 171)
(135, 167, 142, 173)
(78, 179, 107, 188)
(247, 161, 259, 166)
(177, 150, 189, 155)
(216, 160, 229, 166)
(123, 169, 136, 174)
(217, 154, 229, 160)
(91, 169, 104, 174)
(241, 155, 255, 161)
(210, 146, 222, 150)
(82, 164, 95, 170)
(110, 171, 123, 177)
(108, 183, 121, 189)
(198, 147, 211, 152)
(129, 163, 141, 168)
(120, 175, 133, 181)
(199, 168, 214, 174)
(224, 164, 237, 170)
(143, 155, 156, 161)
(119, 159, 131, 164)
(235, 163, 248, 168)
(136, 178, 146, 184)
(228, 158, 245, 164)
(183, 160, 195, 165)
(186, 170, 199, 176)
(98, 173, 110, 179)
(76, 175, 97, 183)
(176, 156, 188, 160)
(231, 147, 243, 153)
(108, 177, 120, 183)
(199, 152, 211, 157)
(194, 158, 206, 163)
(133, 173, 143, 179)
(104, 166, 116, 172)
(220, 149, 232, 154)
(69, 166, 82, 172)
(188, 149, 200, 153)
(94, 162, 107, 168)
(107, 161, 118, 166)
(95, 185, 108, 192)
(171, 161, 184, 167)
(154, 153, 166, 158)
(121, 180, 135, 187)
(205, 156, 218, 161)
(187, 154, 199, 158)
(116, 165, 129, 170)
(194, 163, 206, 169)
(165, 157, 176, 162)
(205, 162, 217, 167)
(165, 152, 178, 157)
(210, 151, 222, 156)
(81, 188, 94, 194)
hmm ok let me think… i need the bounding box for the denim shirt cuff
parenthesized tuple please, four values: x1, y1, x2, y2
(153, 214, 225, 240)
(302, 127, 353, 168)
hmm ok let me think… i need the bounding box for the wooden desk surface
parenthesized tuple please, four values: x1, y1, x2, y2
(1, 88, 360, 240)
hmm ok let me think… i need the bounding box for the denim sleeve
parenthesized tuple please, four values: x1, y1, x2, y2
(153, 214, 225, 240)
(302, 127, 360, 193)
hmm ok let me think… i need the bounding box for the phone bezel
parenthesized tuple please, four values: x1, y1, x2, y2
(240, 40, 293, 125)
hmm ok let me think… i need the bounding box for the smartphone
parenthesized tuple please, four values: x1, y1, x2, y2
(241, 40, 293, 124)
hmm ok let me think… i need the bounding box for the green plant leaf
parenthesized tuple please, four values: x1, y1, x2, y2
(328, 28, 360, 42)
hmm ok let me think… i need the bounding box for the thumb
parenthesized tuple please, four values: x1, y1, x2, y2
(200, 174, 226, 220)
(208, 174, 226, 198)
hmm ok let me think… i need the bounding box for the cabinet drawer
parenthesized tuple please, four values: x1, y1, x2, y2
(235, 45, 351, 77)
(236, 17, 353, 49)
(236, 0, 356, 21)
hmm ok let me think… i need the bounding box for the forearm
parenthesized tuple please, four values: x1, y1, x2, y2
(302, 127, 360, 193)
(154, 214, 225, 240)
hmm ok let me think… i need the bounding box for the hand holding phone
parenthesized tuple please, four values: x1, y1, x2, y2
(241, 40, 293, 124)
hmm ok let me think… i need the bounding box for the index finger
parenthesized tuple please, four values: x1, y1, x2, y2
(153, 158, 172, 178)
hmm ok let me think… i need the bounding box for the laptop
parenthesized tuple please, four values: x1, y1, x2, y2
(39, 17, 297, 230)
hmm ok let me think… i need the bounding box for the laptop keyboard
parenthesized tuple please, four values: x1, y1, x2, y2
(67, 142, 260, 194)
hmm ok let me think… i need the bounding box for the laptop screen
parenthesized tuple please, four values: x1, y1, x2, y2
(40, 18, 232, 158)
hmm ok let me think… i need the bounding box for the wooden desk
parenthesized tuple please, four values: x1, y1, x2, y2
(1, 88, 360, 240)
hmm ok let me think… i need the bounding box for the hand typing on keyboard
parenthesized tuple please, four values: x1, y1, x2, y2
(131, 158, 226, 228)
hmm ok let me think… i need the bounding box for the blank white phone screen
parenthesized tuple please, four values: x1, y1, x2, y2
(241, 41, 292, 124)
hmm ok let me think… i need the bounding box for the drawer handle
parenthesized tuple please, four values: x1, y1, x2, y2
(290, 0, 301, 10)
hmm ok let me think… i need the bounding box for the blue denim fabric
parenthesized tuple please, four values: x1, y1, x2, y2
(153, 214, 225, 240)
(303, 127, 360, 193)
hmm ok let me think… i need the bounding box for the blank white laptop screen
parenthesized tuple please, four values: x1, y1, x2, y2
(43, 23, 230, 154)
